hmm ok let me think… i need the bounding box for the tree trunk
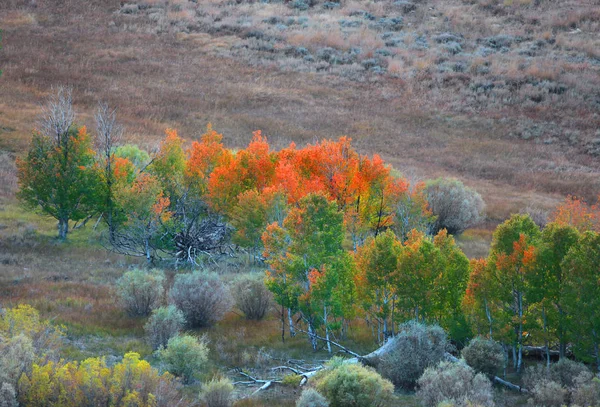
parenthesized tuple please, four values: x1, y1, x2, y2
(145, 237, 152, 264)
(512, 345, 517, 370)
(324, 306, 331, 354)
(281, 305, 285, 343)
(516, 291, 523, 373)
(558, 305, 567, 360)
(288, 309, 296, 337)
(593, 330, 600, 372)
(307, 321, 318, 351)
(542, 306, 550, 368)
(58, 218, 68, 240)
(484, 299, 493, 338)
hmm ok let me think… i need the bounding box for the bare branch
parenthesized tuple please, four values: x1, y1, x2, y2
(95, 101, 123, 158)
(40, 86, 75, 145)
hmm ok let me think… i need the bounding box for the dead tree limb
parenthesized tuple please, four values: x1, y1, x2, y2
(294, 330, 529, 393)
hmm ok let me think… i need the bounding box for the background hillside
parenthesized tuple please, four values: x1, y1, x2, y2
(1, 0, 599, 225)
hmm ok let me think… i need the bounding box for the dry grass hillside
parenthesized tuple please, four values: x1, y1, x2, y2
(1, 0, 599, 222)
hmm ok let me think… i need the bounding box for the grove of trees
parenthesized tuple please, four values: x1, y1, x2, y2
(16, 88, 600, 373)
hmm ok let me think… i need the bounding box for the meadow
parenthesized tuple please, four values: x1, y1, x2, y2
(1, 0, 600, 406)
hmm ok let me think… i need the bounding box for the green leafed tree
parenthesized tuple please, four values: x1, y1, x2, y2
(17, 88, 100, 240)
(563, 231, 600, 370)
(486, 214, 540, 373)
(530, 222, 579, 363)
(263, 192, 354, 350)
(355, 229, 402, 342)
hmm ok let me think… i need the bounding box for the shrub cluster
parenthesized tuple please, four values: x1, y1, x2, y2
(377, 322, 448, 389)
(424, 178, 485, 234)
(157, 334, 209, 384)
(17, 352, 187, 407)
(169, 271, 233, 328)
(461, 336, 505, 377)
(314, 359, 395, 407)
(296, 388, 329, 407)
(200, 377, 234, 407)
(416, 361, 495, 407)
(116, 268, 165, 317)
(231, 274, 272, 320)
(144, 305, 186, 350)
(524, 359, 600, 407)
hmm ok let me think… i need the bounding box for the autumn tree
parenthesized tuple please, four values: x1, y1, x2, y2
(463, 259, 498, 338)
(394, 181, 435, 241)
(550, 195, 600, 233)
(230, 188, 287, 257)
(486, 214, 540, 373)
(112, 171, 172, 263)
(17, 88, 100, 240)
(208, 130, 275, 215)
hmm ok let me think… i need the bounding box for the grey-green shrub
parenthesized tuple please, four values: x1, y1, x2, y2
(377, 321, 448, 389)
(200, 377, 234, 407)
(462, 336, 505, 377)
(314, 360, 394, 407)
(0, 382, 17, 407)
(169, 271, 232, 328)
(524, 358, 591, 389)
(296, 388, 329, 407)
(157, 334, 209, 384)
(144, 305, 185, 350)
(0, 334, 34, 389)
(116, 268, 165, 317)
(550, 358, 591, 388)
(424, 178, 485, 234)
(529, 380, 566, 407)
(416, 361, 495, 407)
(232, 274, 272, 320)
(572, 374, 600, 407)
(524, 359, 597, 407)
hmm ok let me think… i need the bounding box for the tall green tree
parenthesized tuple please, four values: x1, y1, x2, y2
(394, 229, 443, 323)
(355, 229, 402, 343)
(263, 193, 352, 350)
(432, 230, 471, 345)
(563, 231, 600, 370)
(486, 214, 540, 373)
(530, 223, 579, 363)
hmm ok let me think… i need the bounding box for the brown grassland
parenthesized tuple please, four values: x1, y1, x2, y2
(0, 0, 598, 405)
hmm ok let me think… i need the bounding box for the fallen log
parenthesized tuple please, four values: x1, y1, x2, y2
(522, 345, 560, 358)
(235, 332, 529, 395)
